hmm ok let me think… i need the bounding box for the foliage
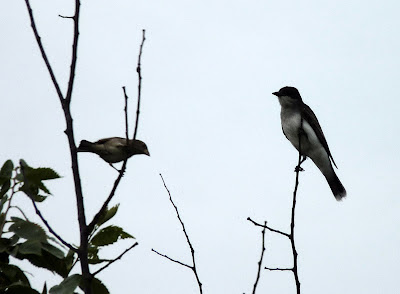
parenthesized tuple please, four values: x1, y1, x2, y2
(0, 160, 131, 293)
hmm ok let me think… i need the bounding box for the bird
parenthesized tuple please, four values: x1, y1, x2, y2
(77, 137, 150, 170)
(272, 86, 346, 200)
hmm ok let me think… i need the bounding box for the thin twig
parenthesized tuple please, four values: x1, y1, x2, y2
(251, 221, 267, 294)
(151, 249, 192, 269)
(290, 117, 303, 294)
(31, 200, 77, 253)
(155, 174, 203, 294)
(133, 29, 146, 140)
(92, 242, 139, 276)
(87, 32, 147, 234)
(58, 14, 74, 19)
(64, 0, 81, 106)
(10, 206, 29, 221)
(247, 217, 290, 238)
(265, 267, 293, 271)
(122, 86, 129, 142)
(23, 0, 64, 102)
(87, 161, 127, 233)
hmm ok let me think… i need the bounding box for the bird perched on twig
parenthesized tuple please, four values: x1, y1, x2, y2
(272, 86, 346, 200)
(77, 137, 150, 170)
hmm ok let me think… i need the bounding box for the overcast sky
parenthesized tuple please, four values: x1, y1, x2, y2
(1, 0, 400, 293)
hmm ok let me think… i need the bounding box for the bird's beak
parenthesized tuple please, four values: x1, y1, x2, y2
(144, 149, 150, 156)
(272, 91, 280, 97)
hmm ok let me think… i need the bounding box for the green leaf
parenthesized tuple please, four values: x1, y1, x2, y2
(49, 274, 81, 294)
(64, 250, 76, 274)
(9, 218, 47, 241)
(0, 263, 31, 289)
(0, 196, 8, 212)
(15, 248, 69, 278)
(90, 226, 134, 247)
(32, 168, 61, 181)
(42, 242, 65, 259)
(90, 278, 109, 294)
(0, 160, 13, 198)
(87, 258, 108, 265)
(87, 245, 99, 261)
(0, 160, 13, 185)
(19, 160, 61, 198)
(96, 204, 119, 228)
(1, 285, 40, 294)
(18, 240, 42, 255)
(0, 181, 10, 198)
(33, 195, 47, 202)
(0, 213, 5, 229)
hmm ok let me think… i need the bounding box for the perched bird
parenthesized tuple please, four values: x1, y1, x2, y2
(272, 86, 346, 200)
(77, 137, 150, 170)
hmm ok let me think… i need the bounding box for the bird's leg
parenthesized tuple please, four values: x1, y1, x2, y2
(109, 163, 120, 172)
(109, 163, 126, 176)
(294, 155, 307, 172)
(294, 123, 307, 172)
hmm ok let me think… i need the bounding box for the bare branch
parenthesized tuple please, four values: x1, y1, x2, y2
(151, 249, 192, 269)
(289, 117, 304, 294)
(133, 29, 146, 140)
(58, 14, 74, 19)
(92, 242, 139, 276)
(154, 174, 203, 294)
(87, 161, 127, 233)
(23, 0, 64, 102)
(31, 200, 78, 253)
(88, 32, 147, 235)
(265, 267, 293, 271)
(247, 217, 290, 238)
(251, 221, 267, 294)
(10, 206, 29, 221)
(64, 0, 81, 105)
(122, 86, 129, 142)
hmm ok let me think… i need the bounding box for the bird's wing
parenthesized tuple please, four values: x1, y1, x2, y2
(301, 103, 338, 168)
(95, 137, 115, 144)
(95, 137, 127, 147)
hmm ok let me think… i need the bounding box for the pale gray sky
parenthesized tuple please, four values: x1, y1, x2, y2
(1, 0, 400, 293)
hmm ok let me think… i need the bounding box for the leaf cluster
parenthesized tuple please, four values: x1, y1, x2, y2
(0, 160, 133, 294)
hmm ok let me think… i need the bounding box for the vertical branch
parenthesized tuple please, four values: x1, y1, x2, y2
(24, 1, 90, 293)
(133, 29, 146, 140)
(290, 117, 304, 294)
(250, 117, 304, 293)
(251, 221, 267, 294)
(122, 87, 129, 142)
(64, 0, 81, 105)
(87, 32, 147, 235)
(23, 0, 64, 102)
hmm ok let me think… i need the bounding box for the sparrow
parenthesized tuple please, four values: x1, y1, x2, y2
(272, 86, 346, 200)
(77, 137, 150, 170)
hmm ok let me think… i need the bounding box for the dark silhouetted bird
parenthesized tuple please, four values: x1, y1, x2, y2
(272, 86, 346, 200)
(77, 137, 150, 170)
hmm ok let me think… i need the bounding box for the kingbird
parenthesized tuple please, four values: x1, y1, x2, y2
(272, 86, 346, 200)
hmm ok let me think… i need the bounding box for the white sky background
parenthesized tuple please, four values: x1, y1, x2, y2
(1, 0, 400, 293)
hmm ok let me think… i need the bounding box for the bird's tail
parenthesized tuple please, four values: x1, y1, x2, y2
(77, 140, 94, 152)
(326, 172, 346, 201)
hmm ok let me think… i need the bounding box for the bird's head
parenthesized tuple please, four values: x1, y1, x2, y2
(272, 86, 303, 107)
(130, 139, 150, 156)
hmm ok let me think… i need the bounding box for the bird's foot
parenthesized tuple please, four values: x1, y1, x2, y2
(109, 163, 125, 176)
(294, 165, 304, 172)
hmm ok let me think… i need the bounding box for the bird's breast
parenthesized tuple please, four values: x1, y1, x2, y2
(281, 109, 302, 147)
